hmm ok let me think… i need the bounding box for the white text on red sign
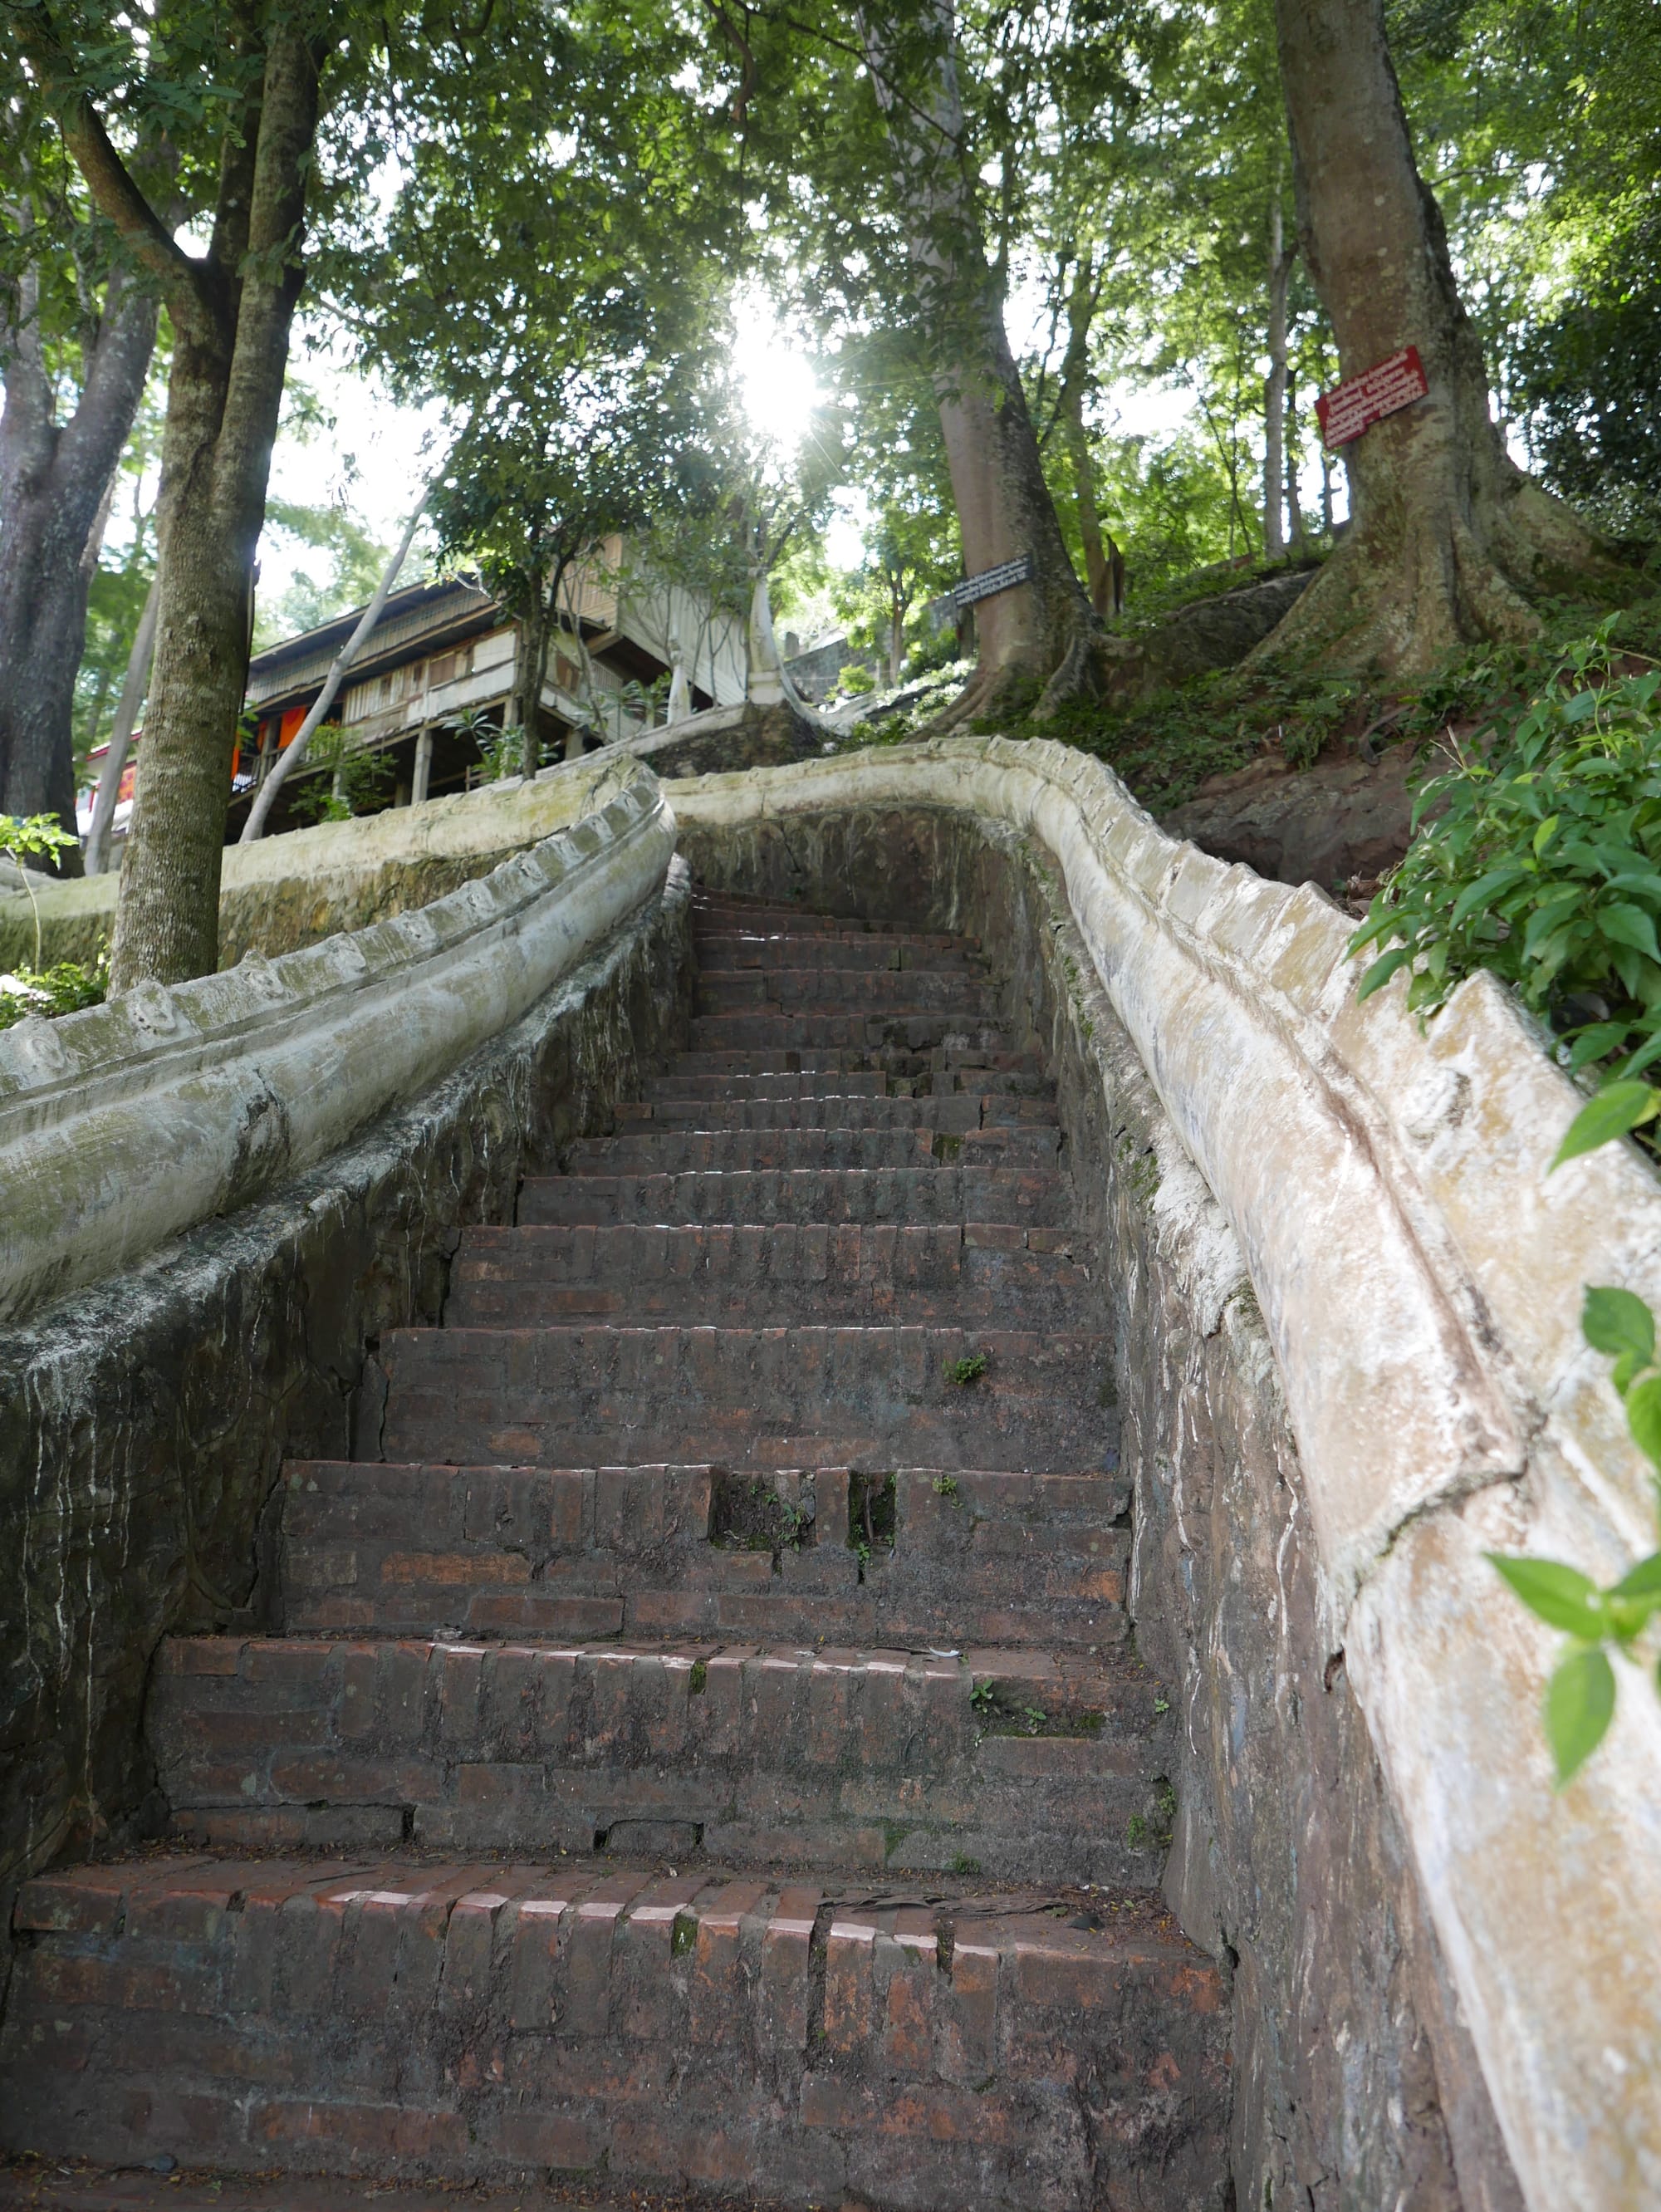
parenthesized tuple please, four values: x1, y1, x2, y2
(1316, 346, 1429, 449)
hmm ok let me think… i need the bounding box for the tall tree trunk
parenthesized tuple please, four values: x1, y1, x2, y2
(26, 11, 324, 984)
(860, 4, 1107, 720)
(0, 247, 158, 868)
(1286, 371, 1305, 544)
(85, 573, 159, 875)
(1263, 0, 1626, 673)
(1054, 248, 1123, 621)
(1263, 186, 1292, 560)
(240, 489, 427, 841)
(514, 587, 554, 780)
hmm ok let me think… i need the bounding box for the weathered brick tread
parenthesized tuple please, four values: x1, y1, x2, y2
(445, 1222, 1089, 1328)
(150, 1636, 1168, 1882)
(564, 1125, 1061, 1174)
(0, 887, 1228, 2206)
(378, 1323, 1114, 1471)
(623, 1089, 1058, 1129)
(0, 2161, 796, 2212)
(281, 1461, 1129, 1649)
(518, 1165, 1068, 1227)
(2, 1857, 1227, 2203)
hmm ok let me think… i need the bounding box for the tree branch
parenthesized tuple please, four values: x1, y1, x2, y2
(16, 17, 208, 326)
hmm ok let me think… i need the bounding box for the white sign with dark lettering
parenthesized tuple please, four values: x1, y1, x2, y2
(953, 555, 1035, 609)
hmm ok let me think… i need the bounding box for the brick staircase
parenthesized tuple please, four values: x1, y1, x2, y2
(2, 890, 1230, 2209)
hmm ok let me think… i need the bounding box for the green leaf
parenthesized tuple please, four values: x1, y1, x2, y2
(1551, 1081, 1661, 1169)
(1449, 864, 1531, 929)
(1600, 903, 1661, 961)
(1618, 1031, 1661, 1082)
(1627, 1375, 1661, 1472)
(1567, 1023, 1631, 1070)
(1487, 1554, 1606, 1639)
(1533, 814, 1560, 858)
(1545, 1646, 1615, 1787)
(1582, 1286, 1657, 1366)
(1524, 889, 1587, 956)
(1355, 944, 1417, 1002)
(1610, 1550, 1661, 1602)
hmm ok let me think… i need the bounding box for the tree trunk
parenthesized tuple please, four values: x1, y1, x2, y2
(84, 571, 159, 875)
(1263, 188, 1292, 560)
(515, 587, 553, 780)
(240, 489, 426, 841)
(860, 4, 1108, 720)
(1286, 372, 1305, 544)
(1054, 248, 1124, 621)
(0, 253, 158, 867)
(62, 21, 323, 988)
(1263, 0, 1626, 673)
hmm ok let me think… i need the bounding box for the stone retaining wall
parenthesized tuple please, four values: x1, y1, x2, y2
(0, 757, 633, 974)
(0, 854, 693, 1969)
(673, 735, 1661, 2212)
(0, 764, 674, 1322)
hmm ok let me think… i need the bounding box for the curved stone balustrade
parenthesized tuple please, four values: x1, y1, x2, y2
(671, 733, 1661, 2212)
(0, 762, 676, 1325)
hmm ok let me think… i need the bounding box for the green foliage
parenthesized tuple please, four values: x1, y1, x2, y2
(1350, 628, 1661, 1086)
(0, 814, 79, 968)
(255, 493, 395, 652)
(1489, 1155, 1661, 1783)
(0, 957, 108, 1032)
(287, 728, 394, 825)
(943, 1351, 988, 1386)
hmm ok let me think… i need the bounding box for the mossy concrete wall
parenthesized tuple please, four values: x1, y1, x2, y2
(0, 862, 693, 1975)
(0, 757, 632, 974)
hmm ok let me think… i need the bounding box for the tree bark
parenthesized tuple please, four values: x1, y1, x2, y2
(24, 10, 325, 984)
(1263, 0, 1626, 674)
(0, 241, 158, 867)
(860, 4, 1109, 720)
(1263, 189, 1292, 560)
(84, 571, 159, 875)
(1286, 371, 1305, 544)
(1054, 249, 1124, 621)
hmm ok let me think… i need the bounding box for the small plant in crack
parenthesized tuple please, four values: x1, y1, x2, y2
(847, 1474, 897, 1577)
(971, 1679, 997, 1719)
(944, 1351, 987, 1386)
(932, 1474, 962, 1503)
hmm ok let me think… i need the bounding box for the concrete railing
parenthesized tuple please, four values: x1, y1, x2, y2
(0, 761, 676, 1325)
(671, 733, 1661, 2211)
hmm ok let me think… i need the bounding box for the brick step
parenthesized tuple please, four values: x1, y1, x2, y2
(379, 1325, 1114, 1473)
(696, 971, 1002, 1017)
(698, 937, 982, 972)
(2, 1856, 1227, 2206)
(693, 903, 975, 948)
(517, 1166, 1067, 1229)
(659, 1057, 1053, 1096)
(622, 1091, 1059, 1131)
(280, 1463, 1129, 1649)
(564, 1126, 1062, 1176)
(447, 1223, 1088, 1329)
(0, 2172, 791, 2212)
(687, 1013, 1017, 1052)
(150, 1637, 1172, 1883)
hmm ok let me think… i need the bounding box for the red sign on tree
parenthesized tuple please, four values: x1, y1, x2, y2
(1316, 346, 1429, 449)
